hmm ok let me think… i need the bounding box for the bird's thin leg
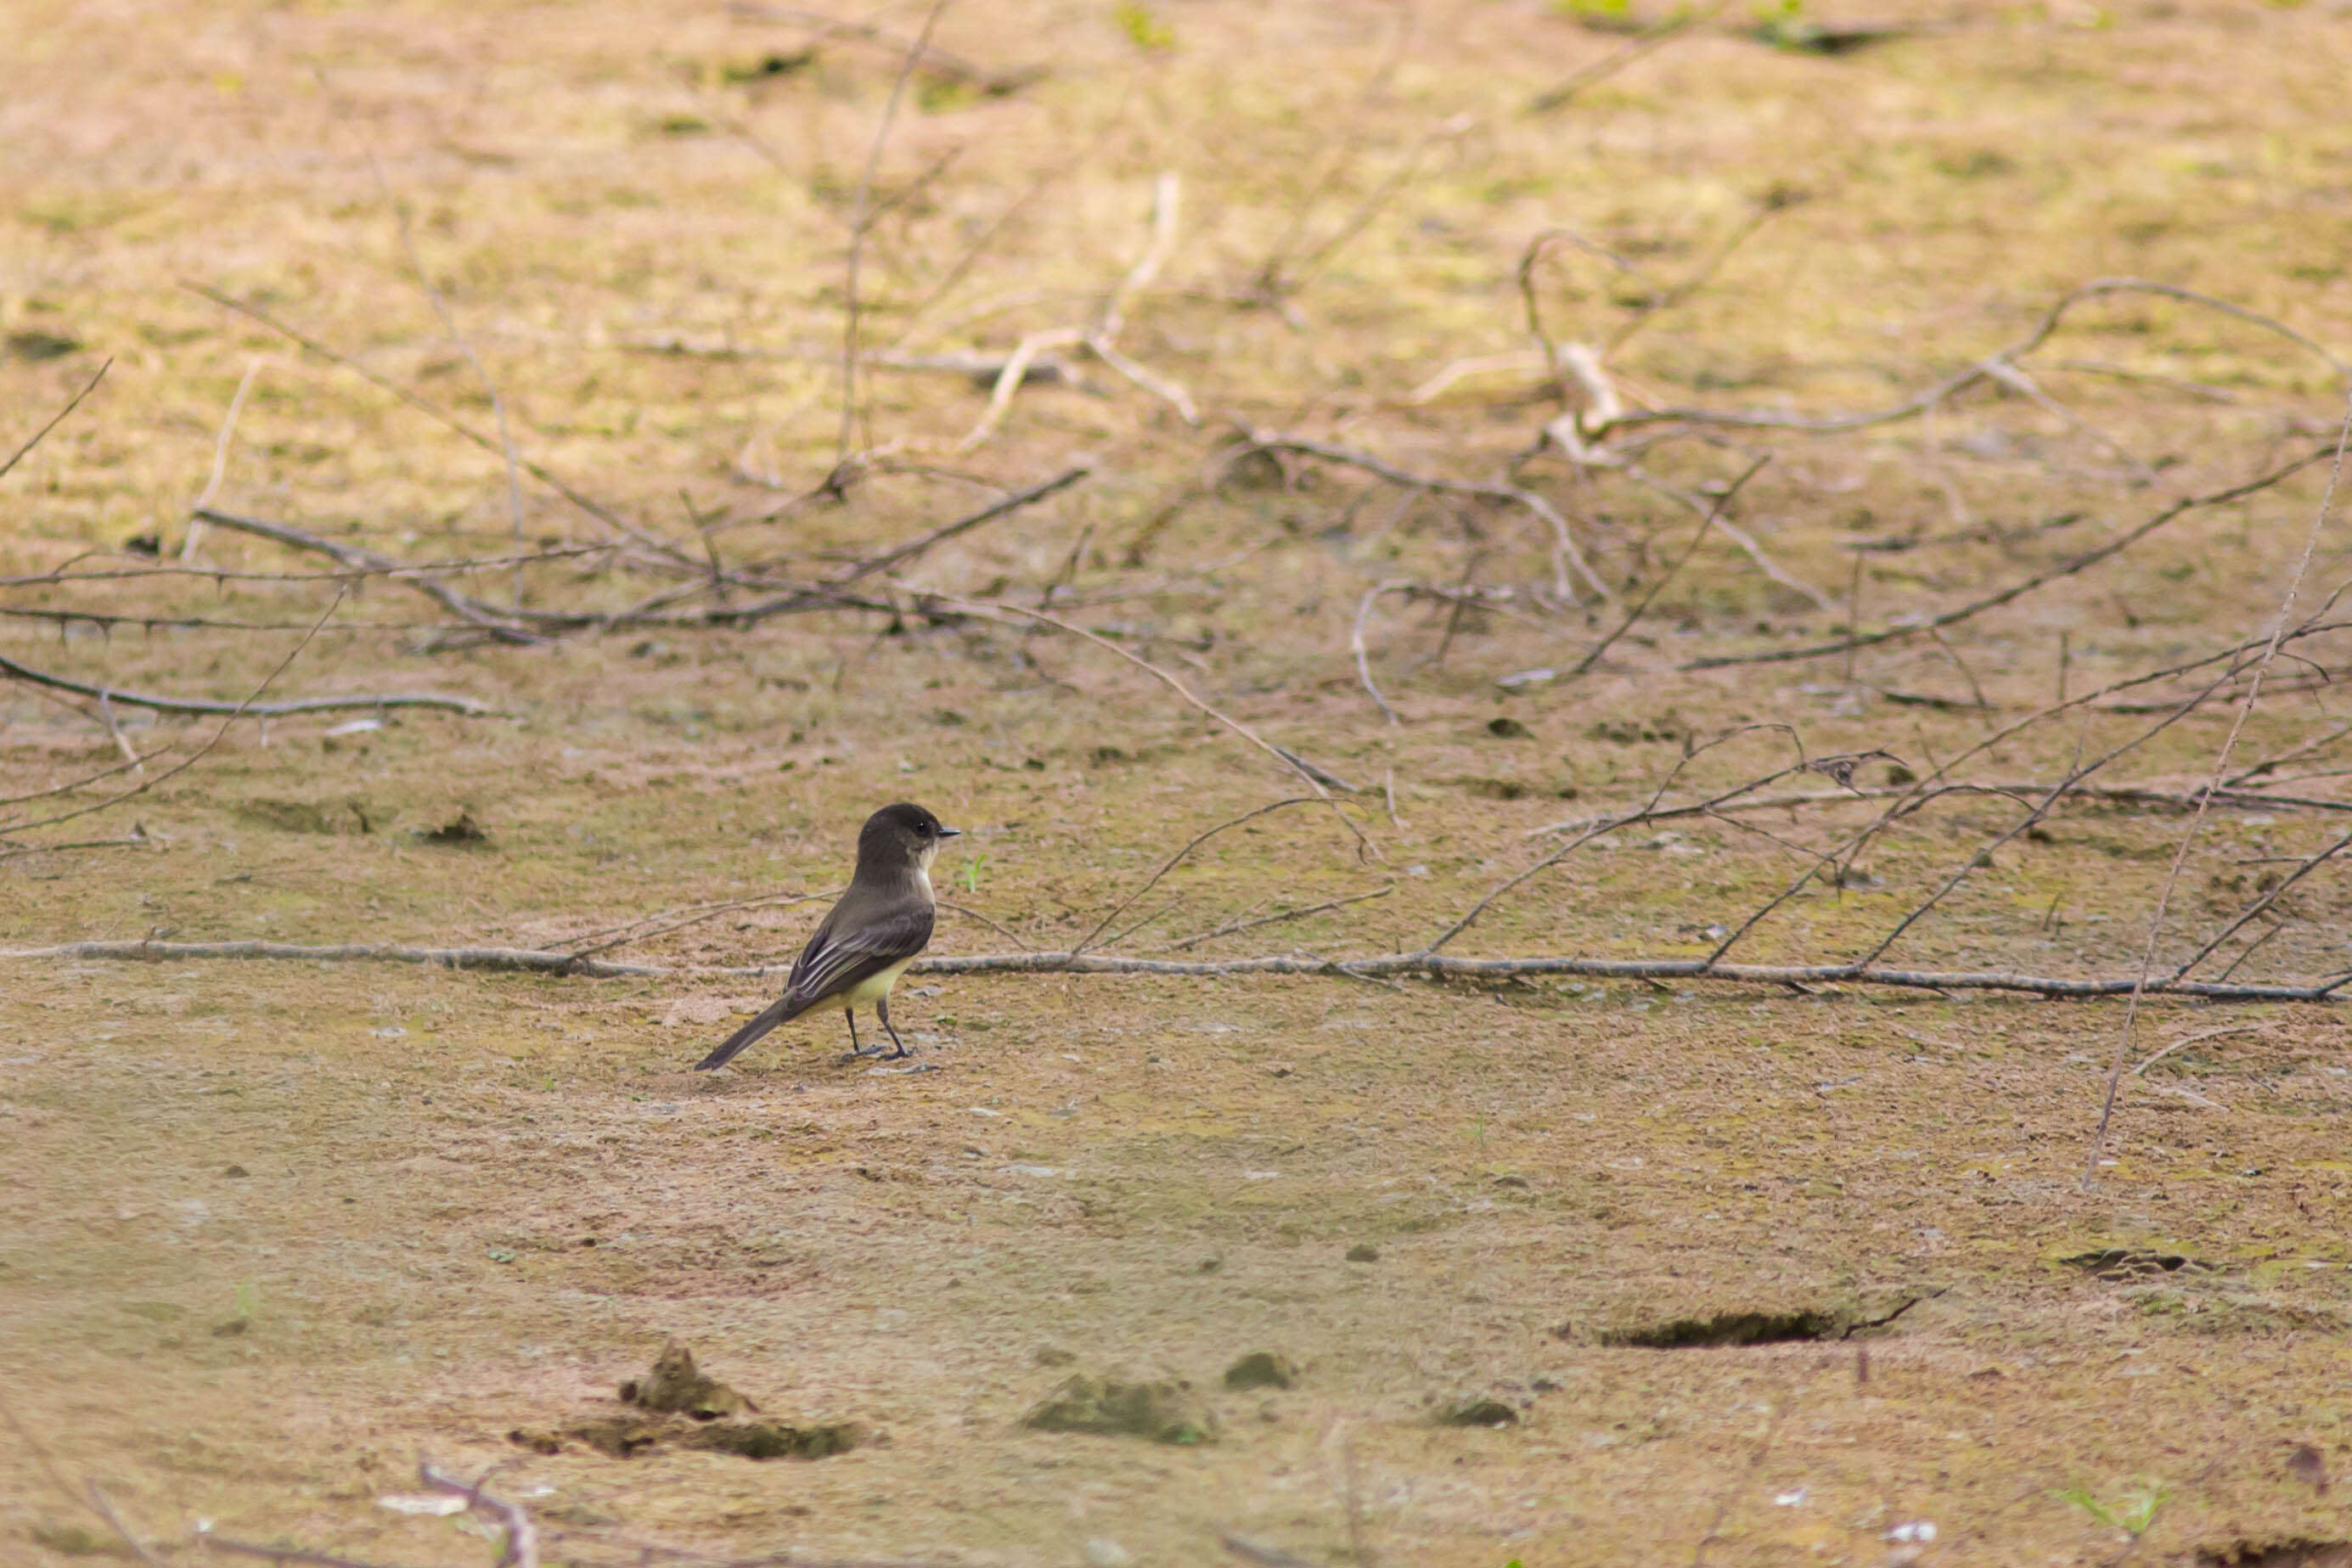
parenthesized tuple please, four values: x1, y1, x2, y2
(877, 995, 914, 1059)
(839, 1009, 881, 1062)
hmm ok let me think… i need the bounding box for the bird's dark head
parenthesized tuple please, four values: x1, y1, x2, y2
(858, 801, 960, 875)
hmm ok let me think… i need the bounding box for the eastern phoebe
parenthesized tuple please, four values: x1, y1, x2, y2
(695, 802, 959, 1071)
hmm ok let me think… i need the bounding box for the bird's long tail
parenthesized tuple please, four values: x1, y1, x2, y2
(695, 991, 811, 1071)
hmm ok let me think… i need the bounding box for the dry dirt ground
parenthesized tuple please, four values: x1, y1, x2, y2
(9, 1, 2352, 1564)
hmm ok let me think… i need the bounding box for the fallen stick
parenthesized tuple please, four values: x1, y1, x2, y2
(1681, 441, 2344, 671)
(419, 1461, 537, 1568)
(0, 650, 491, 717)
(1528, 778, 2352, 835)
(5, 936, 2341, 1002)
(183, 284, 688, 564)
(1, 358, 110, 482)
(194, 508, 541, 642)
(0, 939, 657, 977)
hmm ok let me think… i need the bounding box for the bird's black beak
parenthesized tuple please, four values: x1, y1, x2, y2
(938, 826, 962, 839)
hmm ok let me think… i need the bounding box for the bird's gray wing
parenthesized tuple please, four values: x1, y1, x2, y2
(784, 899, 936, 1009)
(695, 896, 934, 1071)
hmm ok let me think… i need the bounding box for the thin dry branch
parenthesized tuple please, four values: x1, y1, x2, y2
(836, 0, 954, 469)
(0, 649, 491, 717)
(193, 508, 544, 643)
(0, 357, 110, 482)
(15, 936, 2344, 1003)
(0, 938, 657, 977)
(2085, 391, 2352, 1182)
(914, 593, 1377, 857)
(1240, 428, 1612, 603)
(836, 464, 1094, 587)
(1573, 277, 2347, 449)
(1162, 884, 1393, 951)
(374, 149, 531, 595)
(1533, 778, 2352, 835)
(1350, 579, 1412, 725)
(2, 542, 614, 589)
(420, 1460, 538, 1568)
(1527, 3, 1726, 114)
(83, 1485, 166, 1568)
(183, 284, 684, 562)
(1577, 456, 1770, 672)
(181, 355, 263, 560)
(953, 174, 1198, 451)
(1683, 441, 2344, 671)
(0, 591, 352, 838)
(1072, 798, 1323, 955)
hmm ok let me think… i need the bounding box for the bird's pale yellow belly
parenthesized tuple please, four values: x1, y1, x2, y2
(841, 957, 914, 1011)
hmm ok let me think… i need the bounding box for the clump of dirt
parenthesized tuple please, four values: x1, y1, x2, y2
(510, 1416, 864, 1461)
(2195, 1541, 2352, 1567)
(2062, 1247, 2222, 1281)
(1594, 1293, 1932, 1348)
(1023, 1374, 1216, 1444)
(618, 1339, 756, 1418)
(419, 811, 489, 846)
(1434, 1396, 1519, 1428)
(1223, 1352, 1296, 1391)
(1599, 1307, 1849, 1348)
(683, 1420, 865, 1459)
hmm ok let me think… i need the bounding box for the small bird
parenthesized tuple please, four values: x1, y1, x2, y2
(695, 802, 959, 1071)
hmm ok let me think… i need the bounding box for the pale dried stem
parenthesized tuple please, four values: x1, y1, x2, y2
(1350, 580, 1412, 724)
(181, 354, 263, 560)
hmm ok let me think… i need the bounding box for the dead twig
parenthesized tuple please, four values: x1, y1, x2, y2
(0, 938, 657, 976)
(83, 1485, 166, 1568)
(1527, 3, 1726, 114)
(420, 1460, 538, 1568)
(1162, 885, 1393, 951)
(1240, 427, 1612, 604)
(1683, 441, 2344, 671)
(2085, 391, 2352, 1185)
(1575, 455, 1770, 672)
(370, 147, 531, 600)
(183, 284, 685, 563)
(180, 354, 263, 559)
(1071, 799, 1325, 957)
(915, 593, 1377, 857)
(0, 649, 490, 717)
(15, 935, 2352, 1003)
(1582, 277, 2349, 444)
(1, 589, 346, 837)
(0, 357, 110, 482)
(1350, 580, 1413, 724)
(954, 174, 1199, 450)
(836, 0, 955, 471)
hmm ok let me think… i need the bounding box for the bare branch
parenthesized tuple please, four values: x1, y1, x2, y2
(182, 284, 684, 562)
(0, 649, 490, 717)
(1527, 3, 1727, 115)
(1683, 442, 2344, 670)
(2085, 390, 2352, 1183)
(0, 357, 110, 483)
(837, 0, 955, 469)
